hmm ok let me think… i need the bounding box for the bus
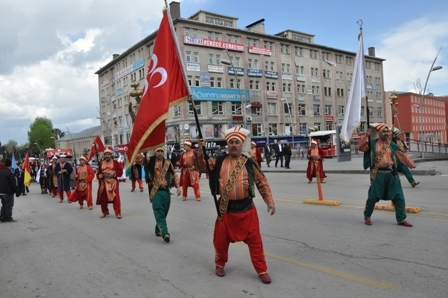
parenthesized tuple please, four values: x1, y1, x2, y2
(308, 130, 363, 157)
(308, 130, 337, 157)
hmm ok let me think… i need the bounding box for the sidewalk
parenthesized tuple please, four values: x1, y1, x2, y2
(261, 154, 448, 176)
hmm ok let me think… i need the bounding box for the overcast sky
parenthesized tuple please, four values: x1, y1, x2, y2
(1, 0, 447, 145)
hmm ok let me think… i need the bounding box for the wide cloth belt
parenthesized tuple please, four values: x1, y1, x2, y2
(226, 197, 253, 213)
(377, 167, 393, 173)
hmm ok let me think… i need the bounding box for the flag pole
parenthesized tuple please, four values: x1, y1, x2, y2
(357, 19, 372, 174)
(190, 97, 220, 217)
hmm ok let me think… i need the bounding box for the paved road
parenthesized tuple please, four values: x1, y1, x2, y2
(1, 167, 447, 298)
(261, 154, 448, 175)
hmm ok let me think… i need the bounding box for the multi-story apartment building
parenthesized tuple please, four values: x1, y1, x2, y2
(95, 1, 385, 151)
(393, 92, 448, 146)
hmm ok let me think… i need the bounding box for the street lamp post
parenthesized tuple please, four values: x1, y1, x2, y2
(280, 96, 297, 151)
(221, 49, 246, 128)
(418, 48, 443, 158)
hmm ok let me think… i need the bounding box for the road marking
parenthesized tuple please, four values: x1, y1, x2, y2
(232, 243, 395, 289)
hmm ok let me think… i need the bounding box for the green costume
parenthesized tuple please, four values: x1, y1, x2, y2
(144, 158, 176, 241)
(363, 139, 408, 223)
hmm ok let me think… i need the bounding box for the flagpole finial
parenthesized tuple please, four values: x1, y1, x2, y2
(164, 0, 168, 9)
(357, 19, 363, 32)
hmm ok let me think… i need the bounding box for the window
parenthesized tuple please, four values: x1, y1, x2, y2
(310, 50, 318, 59)
(323, 69, 330, 78)
(336, 55, 343, 64)
(294, 47, 303, 56)
(311, 67, 318, 76)
(187, 75, 192, 86)
(250, 107, 262, 115)
(266, 81, 276, 91)
(231, 102, 242, 115)
(322, 52, 331, 61)
(209, 54, 213, 64)
(377, 107, 382, 117)
(173, 104, 181, 117)
(189, 101, 201, 115)
(284, 102, 292, 114)
(251, 123, 263, 137)
(249, 59, 254, 69)
(267, 103, 277, 115)
(217, 78, 222, 88)
(193, 52, 199, 63)
(313, 104, 320, 116)
(300, 123, 307, 134)
(337, 88, 344, 97)
(264, 61, 269, 70)
(338, 105, 344, 116)
(298, 104, 306, 116)
(186, 51, 191, 62)
(194, 76, 200, 87)
(366, 61, 371, 69)
(281, 44, 290, 54)
(325, 105, 332, 115)
(270, 61, 275, 71)
(313, 123, 321, 131)
(297, 84, 305, 94)
(324, 87, 332, 96)
(325, 122, 333, 130)
(269, 123, 278, 136)
(295, 64, 304, 75)
(210, 77, 215, 87)
(346, 57, 353, 66)
(212, 102, 224, 115)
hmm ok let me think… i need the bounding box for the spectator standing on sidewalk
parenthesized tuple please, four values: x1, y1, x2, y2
(0, 159, 21, 223)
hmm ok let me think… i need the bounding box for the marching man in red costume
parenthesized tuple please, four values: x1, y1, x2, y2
(70, 156, 95, 210)
(178, 140, 201, 201)
(197, 126, 275, 284)
(96, 147, 123, 219)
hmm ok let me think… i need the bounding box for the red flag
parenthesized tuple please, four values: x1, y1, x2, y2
(23, 152, 32, 186)
(87, 135, 105, 162)
(127, 8, 189, 165)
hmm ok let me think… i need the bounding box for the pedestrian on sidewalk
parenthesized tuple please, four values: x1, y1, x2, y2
(0, 159, 21, 223)
(264, 144, 272, 167)
(359, 123, 416, 227)
(284, 142, 292, 169)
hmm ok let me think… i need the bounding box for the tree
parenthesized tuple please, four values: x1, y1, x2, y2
(27, 117, 55, 153)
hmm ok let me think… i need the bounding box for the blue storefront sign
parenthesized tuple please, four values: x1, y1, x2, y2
(227, 66, 245, 76)
(247, 69, 263, 77)
(265, 71, 279, 79)
(191, 87, 249, 102)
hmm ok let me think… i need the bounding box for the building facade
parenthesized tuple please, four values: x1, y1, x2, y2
(394, 92, 448, 146)
(95, 1, 386, 151)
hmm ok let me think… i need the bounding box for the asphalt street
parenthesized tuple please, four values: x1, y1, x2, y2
(1, 159, 447, 298)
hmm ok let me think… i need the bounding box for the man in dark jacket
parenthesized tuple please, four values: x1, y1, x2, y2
(167, 148, 178, 169)
(273, 140, 284, 168)
(0, 159, 21, 223)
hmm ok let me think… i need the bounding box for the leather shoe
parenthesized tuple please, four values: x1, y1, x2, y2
(259, 273, 271, 284)
(398, 220, 413, 227)
(116, 214, 122, 219)
(411, 182, 420, 188)
(163, 234, 170, 243)
(364, 218, 372, 225)
(215, 266, 225, 277)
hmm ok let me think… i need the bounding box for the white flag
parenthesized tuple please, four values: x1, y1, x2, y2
(340, 32, 367, 144)
(36, 167, 41, 183)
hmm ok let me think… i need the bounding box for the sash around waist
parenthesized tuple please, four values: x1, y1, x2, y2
(226, 197, 253, 213)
